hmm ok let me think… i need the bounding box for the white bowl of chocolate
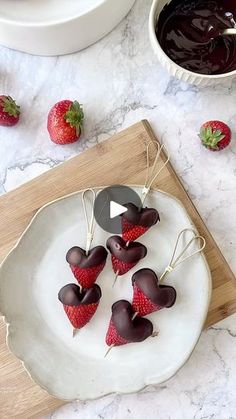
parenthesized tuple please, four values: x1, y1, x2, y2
(149, 0, 236, 85)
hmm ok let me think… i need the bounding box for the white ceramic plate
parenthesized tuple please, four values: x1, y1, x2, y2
(0, 0, 135, 56)
(0, 187, 211, 400)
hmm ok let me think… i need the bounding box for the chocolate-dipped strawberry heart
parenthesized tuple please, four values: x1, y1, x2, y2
(105, 300, 154, 347)
(58, 283, 102, 332)
(106, 236, 147, 276)
(66, 246, 108, 288)
(121, 203, 160, 242)
(132, 268, 176, 316)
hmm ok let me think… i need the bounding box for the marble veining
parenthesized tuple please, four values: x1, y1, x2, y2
(0, 0, 236, 418)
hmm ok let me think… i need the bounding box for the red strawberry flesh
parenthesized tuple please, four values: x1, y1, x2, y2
(111, 255, 136, 275)
(121, 203, 159, 242)
(122, 218, 149, 243)
(66, 246, 108, 288)
(105, 319, 129, 346)
(64, 302, 99, 329)
(0, 95, 20, 127)
(132, 283, 161, 316)
(58, 283, 101, 329)
(70, 262, 106, 288)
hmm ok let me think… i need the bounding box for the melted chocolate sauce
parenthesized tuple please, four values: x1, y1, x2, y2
(157, 0, 236, 75)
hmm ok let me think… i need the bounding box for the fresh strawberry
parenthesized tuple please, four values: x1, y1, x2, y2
(132, 269, 176, 316)
(63, 302, 99, 329)
(111, 255, 136, 275)
(70, 262, 106, 288)
(106, 319, 129, 346)
(105, 300, 154, 348)
(47, 100, 84, 144)
(122, 217, 149, 242)
(58, 283, 101, 330)
(66, 246, 108, 289)
(106, 236, 147, 276)
(132, 283, 159, 316)
(121, 203, 159, 243)
(0, 95, 20, 126)
(199, 120, 231, 151)
(122, 218, 149, 243)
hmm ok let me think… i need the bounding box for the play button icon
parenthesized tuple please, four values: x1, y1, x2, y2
(110, 201, 128, 219)
(94, 185, 142, 234)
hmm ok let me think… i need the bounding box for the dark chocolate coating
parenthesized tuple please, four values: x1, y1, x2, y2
(132, 268, 176, 308)
(106, 236, 147, 263)
(157, 0, 236, 75)
(58, 283, 102, 306)
(111, 300, 153, 342)
(122, 203, 159, 227)
(66, 246, 108, 267)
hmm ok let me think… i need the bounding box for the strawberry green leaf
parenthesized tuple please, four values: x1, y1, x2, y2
(64, 101, 84, 136)
(2, 96, 20, 118)
(199, 126, 225, 150)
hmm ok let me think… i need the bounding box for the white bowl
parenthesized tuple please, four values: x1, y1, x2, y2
(0, 0, 135, 56)
(0, 186, 211, 400)
(149, 0, 236, 86)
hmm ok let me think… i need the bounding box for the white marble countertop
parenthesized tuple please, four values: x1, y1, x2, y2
(0, 1, 236, 418)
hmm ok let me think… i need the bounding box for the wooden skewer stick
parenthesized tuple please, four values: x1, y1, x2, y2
(131, 312, 138, 321)
(104, 344, 115, 358)
(112, 240, 130, 287)
(112, 271, 120, 287)
(73, 328, 78, 338)
(104, 332, 158, 357)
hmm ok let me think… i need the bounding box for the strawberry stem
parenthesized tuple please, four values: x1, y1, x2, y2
(199, 126, 225, 150)
(1, 96, 20, 117)
(64, 101, 84, 136)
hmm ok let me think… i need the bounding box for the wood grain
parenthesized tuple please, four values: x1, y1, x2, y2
(0, 120, 235, 418)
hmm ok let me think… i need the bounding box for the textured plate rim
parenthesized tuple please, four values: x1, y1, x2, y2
(0, 185, 212, 401)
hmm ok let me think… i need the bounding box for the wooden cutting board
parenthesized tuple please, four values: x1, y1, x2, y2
(0, 120, 235, 419)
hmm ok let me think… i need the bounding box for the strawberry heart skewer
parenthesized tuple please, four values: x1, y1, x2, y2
(132, 268, 176, 316)
(58, 283, 102, 337)
(105, 300, 157, 356)
(66, 189, 107, 289)
(106, 236, 147, 286)
(66, 246, 108, 289)
(121, 203, 160, 242)
(131, 228, 206, 318)
(120, 142, 168, 243)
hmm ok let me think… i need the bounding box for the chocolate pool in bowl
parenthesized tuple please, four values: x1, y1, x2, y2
(156, 0, 236, 75)
(149, 0, 236, 86)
